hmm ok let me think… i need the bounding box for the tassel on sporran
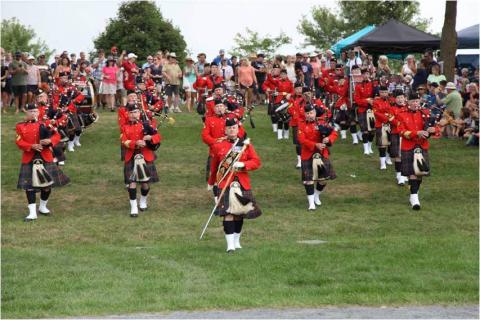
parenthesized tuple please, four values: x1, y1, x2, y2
(312, 153, 329, 181)
(133, 154, 151, 182)
(32, 159, 54, 188)
(227, 181, 254, 215)
(366, 109, 376, 132)
(381, 123, 391, 146)
(413, 147, 430, 176)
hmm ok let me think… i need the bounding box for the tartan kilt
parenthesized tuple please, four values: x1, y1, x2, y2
(301, 157, 336, 182)
(357, 112, 369, 132)
(401, 148, 430, 177)
(214, 186, 262, 219)
(53, 143, 66, 162)
(388, 134, 401, 158)
(124, 159, 159, 184)
(375, 127, 390, 148)
(347, 109, 357, 123)
(292, 126, 299, 145)
(17, 161, 70, 190)
(334, 110, 349, 125)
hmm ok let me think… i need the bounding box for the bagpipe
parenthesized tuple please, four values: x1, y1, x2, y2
(273, 89, 293, 123)
(312, 121, 334, 182)
(196, 87, 210, 115)
(72, 78, 99, 129)
(137, 92, 161, 151)
(144, 89, 175, 126)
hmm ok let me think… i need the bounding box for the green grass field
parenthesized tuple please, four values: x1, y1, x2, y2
(1, 107, 478, 318)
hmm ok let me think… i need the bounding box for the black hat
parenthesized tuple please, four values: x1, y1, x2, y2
(25, 103, 38, 110)
(408, 92, 420, 100)
(15, 51, 22, 57)
(35, 88, 45, 96)
(204, 62, 211, 67)
(210, 62, 218, 67)
(59, 95, 70, 107)
(335, 63, 343, 69)
(304, 104, 315, 113)
(126, 102, 139, 112)
(213, 83, 223, 90)
(393, 89, 404, 97)
(430, 82, 439, 88)
(136, 76, 145, 84)
(294, 81, 303, 88)
(379, 85, 389, 91)
(360, 68, 369, 74)
(302, 86, 311, 93)
(214, 98, 224, 106)
(295, 52, 303, 57)
(257, 53, 265, 58)
(225, 117, 238, 127)
(272, 63, 281, 69)
(280, 68, 287, 74)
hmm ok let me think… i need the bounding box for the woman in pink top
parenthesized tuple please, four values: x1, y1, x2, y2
(102, 57, 119, 111)
(237, 58, 257, 108)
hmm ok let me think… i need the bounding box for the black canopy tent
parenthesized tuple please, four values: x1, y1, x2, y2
(457, 24, 479, 49)
(346, 19, 441, 54)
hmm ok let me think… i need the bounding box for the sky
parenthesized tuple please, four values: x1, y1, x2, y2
(1, 0, 479, 62)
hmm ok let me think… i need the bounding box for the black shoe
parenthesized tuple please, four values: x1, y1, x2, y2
(39, 210, 51, 216)
(412, 204, 421, 210)
(24, 217, 36, 222)
(139, 207, 148, 212)
(130, 213, 138, 218)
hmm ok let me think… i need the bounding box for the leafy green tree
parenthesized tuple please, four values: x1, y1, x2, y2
(298, 1, 431, 49)
(1, 18, 54, 59)
(230, 28, 291, 58)
(93, 1, 187, 63)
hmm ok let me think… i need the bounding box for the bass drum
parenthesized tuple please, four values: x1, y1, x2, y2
(77, 81, 99, 128)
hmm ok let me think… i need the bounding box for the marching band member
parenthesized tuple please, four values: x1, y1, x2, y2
(298, 104, 338, 210)
(354, 68, 375, 155)
(205, 84, 225, 117)
(330, 65, 357, 143)
(16, 103, 70, 222)
(209, 117, 262, 252)
(372, 85, 393, 170)
(262, 64, 282, 133)
(397, 92, 439, 210)
(289, 81, 306, 168)
(390, 90, 409, 185)
(121, 103, 161, 217)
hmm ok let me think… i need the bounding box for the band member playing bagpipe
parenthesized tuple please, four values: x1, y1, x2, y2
(373, 85, 394, 170)
(389, 90, 409, 185)
(52, 77, 85, 152)
(298, 103, 338, 210)
(209, 63, 224, 88)
(36, 89, 68, 166)
(205, 84, 226, 118)
(262, 64, 282, 133)
(16, 103, 70, 222)
(354, 68, 375, 155)
(120, 103, 161, 217)
(270, 69, 294, 140)
(289, 81, 306, 168)
(192, 64, 214, 119)
(207, 118, 261, 252)
(201, 99, 246, 190)
(397, 92, 439, 210)
(329, 65, 358, 144)
(118, 92, 138, 161)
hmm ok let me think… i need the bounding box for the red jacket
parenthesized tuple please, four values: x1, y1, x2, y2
(397, 109, 439, 151)
(118, 106, 129, 129)
(16, 121, 61, 163)
(333, 78, 350, 110)
(209, 139, 261, 189)
(122, 60, 138, 91)
(201, 114, 245, 155)
(288, 95, 305, 127)
(372, 97, 393, 128)
(193, 76, 214, 92)
(121, 121, 161, 162)
(354, 81, 373, 113)
(297, 120, 338, 160)
(389, 104, 407, 134)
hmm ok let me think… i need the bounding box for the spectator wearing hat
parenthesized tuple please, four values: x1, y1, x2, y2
(212, 49, 228, 66)
(9, 51, 29, 113)
(102, 56, 119, 112)
(119, 50, 139, 94)
(25, 55, 40, 105)
(438, 82, 463, 120)
(251, 53, 267, 104)
(183, 56, 197, 112)
(162, 52, 183, 113)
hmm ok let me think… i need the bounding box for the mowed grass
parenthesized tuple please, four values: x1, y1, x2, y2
(1, 107, 478, 318)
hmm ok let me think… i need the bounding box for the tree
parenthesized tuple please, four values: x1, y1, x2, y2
(1, 18, 54, 59)
(93, 1, 187, 63)
(230, 28, 291, 58)
(298, 1, 431, 49)
(440, 1, 457, 82)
